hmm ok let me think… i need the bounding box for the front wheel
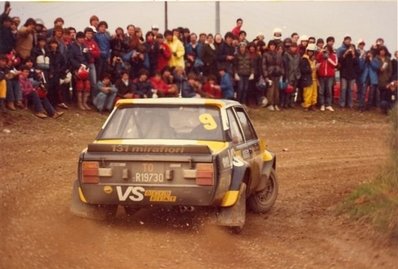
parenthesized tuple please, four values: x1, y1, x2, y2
(248, 169, 278, 213)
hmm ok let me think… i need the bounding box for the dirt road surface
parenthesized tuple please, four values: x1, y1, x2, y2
(1, 107, 397, 269)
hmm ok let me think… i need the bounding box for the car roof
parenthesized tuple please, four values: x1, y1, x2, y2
(115, 98, 241, 109)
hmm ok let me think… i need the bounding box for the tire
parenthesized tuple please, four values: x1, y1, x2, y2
(247, 169, 278, 213)
(70, 180, 117, 220)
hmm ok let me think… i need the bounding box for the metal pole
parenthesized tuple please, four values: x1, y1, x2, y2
(215, 1, 220, 34)
(164, 1, 168, 31)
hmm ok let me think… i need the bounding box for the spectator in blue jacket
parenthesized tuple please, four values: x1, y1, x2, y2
(219, 66, 234, 99)
(94, 21, 111, 81)
(358, 50, 381, 111)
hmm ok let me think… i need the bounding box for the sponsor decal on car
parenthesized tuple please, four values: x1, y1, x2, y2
(116, 186, 176, 202)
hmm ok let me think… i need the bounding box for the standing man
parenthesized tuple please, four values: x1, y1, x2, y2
(165, 30, 185, 69)
(94, 21, 111, 80)
(316, 36, 338, 111)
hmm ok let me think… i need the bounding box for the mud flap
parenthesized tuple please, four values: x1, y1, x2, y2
(70, 180, 116, 221)
(217, 183, 246, 229)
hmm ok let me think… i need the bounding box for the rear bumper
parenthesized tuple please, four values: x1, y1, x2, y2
(79, 182, 216, 206)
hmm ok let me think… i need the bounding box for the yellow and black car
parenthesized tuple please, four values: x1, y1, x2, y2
(71, 98, 278, 232)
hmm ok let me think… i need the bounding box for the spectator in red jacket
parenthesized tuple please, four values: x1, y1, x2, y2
(83, 27, 100, 100)
(231, 18, 243, 38)
(155, 33, 172, 73)
(316, 36, 338, 111)
(150, 71, 178, 97)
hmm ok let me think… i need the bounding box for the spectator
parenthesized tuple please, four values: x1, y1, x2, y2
(132, 69, 152, 98)
(150, 71, 177, 97)
(248, 42, 263, 106)
(68, 31, 92, 110)
(231, 18, 243, 38)
(47, 38, 68, 109)
(336, 35, 352, 58)
(0, 55, 9, 112)
(52, 26, 67, 61)
(234, 42, 254, 105)
(19, 65, 60, 118)
(94, 21, 111, 80)
(217, 32, 235, 74)
(271, 28, 283, 47)
(88, 15, 99, 33)
(155, 33, 171, 73)
(338, 43, 359, 108)
(83, 27, 100, 100)
(262, 40, 284, 111)
(298, 35, 309, 57)
(377, 46, 392, 112)
(316, 36, 338, 112)
(219, 66, 234, 99)
(115, 71, 134, 99)
(291, 32, 299, 44)
(5, 50, 23, 110)
(202, 75, 222, 98)
(165, 30, 185, 69)
(46, 17, 64, 39)
(180, 72, 203, 98)
(358, 50, 380, 111)
(143, 31, 159, 76)
(110, 27, 128, 60)
(300, 43, 318, 111)
(15, 18, 36, 61)
(33, 18, 47, 46)
(0, 4, 15, 55)
(151, 24, 160, 37)
(93, 73, 117, 112)
(282, 42, 301, 108)
(202, 34, 217, 77)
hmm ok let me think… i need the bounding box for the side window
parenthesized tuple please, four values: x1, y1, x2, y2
(235, 108, 257, 141)
(227, 109, 244, 144)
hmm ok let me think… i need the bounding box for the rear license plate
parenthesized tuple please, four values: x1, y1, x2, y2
(133, 172, 165, 183)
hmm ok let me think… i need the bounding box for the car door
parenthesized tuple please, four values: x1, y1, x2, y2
(227, 106, 262, 192)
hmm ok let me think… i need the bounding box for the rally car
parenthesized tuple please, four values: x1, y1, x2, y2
(70, 98, 278, 231)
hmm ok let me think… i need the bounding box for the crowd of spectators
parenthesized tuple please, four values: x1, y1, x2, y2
(0, 4, 397, 119)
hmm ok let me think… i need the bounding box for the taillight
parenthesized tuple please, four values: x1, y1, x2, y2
(196, 163, 214, 186)
(81, 161, 99, 184)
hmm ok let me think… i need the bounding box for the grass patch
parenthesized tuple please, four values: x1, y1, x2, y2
(340, 105, 398, 239)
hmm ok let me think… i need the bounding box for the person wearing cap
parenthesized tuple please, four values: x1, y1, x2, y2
(316, 36, 337, 112)
(15, 18, 36, 60)
(165, 29, 185, 69)
(94, 21, 111, 81)
(234, 41, 254, 105)
(151, 24, 159, 37)
(68, 31, 92, 110)
(272, 28, 283, 47)
(299, 43, 318, 111)
(262, 40, 284, 111)
(298, 35, 309, 57)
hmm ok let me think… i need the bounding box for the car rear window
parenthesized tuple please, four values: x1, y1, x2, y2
(99, 105, 224, 141)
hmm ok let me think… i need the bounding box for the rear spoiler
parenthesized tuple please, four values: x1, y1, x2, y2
(87, 144, 212, 154)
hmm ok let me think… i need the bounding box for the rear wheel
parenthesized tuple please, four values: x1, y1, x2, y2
(248, 169, 278, 213)
(70, 180, 117, 220)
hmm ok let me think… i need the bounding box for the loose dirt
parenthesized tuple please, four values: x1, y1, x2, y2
(1, 107, 397, 269)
